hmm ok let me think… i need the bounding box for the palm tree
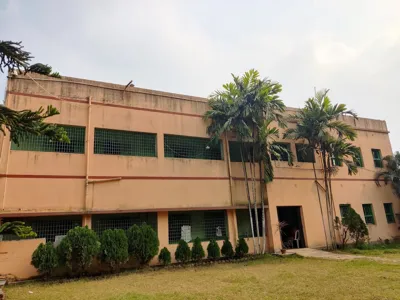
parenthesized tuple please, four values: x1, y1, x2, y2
(0, 221, 37, 240)
(284, 89, 357, 249)
(375, 152, 400, 198)
(204, 69, 289, 254)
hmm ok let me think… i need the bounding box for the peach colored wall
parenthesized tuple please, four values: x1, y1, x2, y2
(0, 239, 45, 279)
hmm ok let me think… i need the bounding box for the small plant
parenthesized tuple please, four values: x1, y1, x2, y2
(207, 239, 220, 260)
(31, 242, 58, 277)
(276, 221, 288, 253)
(0, 221, 37, 238)
(127, 223, 159, 265)
(158, 247, 171, 266)
(57, 226, 100, 274)
(99, 229, 129, 271)
(342, 207, 369, 247)
(235, 238, 249, 258)
(334, 216, 350, 249)
(221, 238, 234, 258)
(191, 237, 205, 262)
(175, 239, 191, 263)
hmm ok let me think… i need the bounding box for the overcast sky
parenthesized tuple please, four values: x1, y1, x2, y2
(1, 0, 399, 151)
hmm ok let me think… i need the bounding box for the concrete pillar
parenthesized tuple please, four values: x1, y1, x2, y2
(266, 206, 281, 252)
(82, 214, 92, 229)
(226, 209, 238, 245)
(157, 133, 164, 159)
(157, 211, 169, 248)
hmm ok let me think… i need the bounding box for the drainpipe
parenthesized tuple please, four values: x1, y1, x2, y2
(84, 96, 92, 213)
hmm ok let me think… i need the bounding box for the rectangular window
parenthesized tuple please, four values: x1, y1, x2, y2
(331, 155, 343, 167)
(371, 149, 383, 168)
(11, 125, 85, 154)
(271, 143, 291, 162)
(354, 148, 364, 167)
(92, 213, 157, 235)
(236, 209, 263, 238)
(228, 141, 258, 162)
(339, 204, 351, 219)
(164, 135, 222, 160)
(295, 144, 315, 163)
(94, 128, 156, 157)
(362, 204, 375, 224)
(383, 203, 395, 224)
(168, 210, 228, 243)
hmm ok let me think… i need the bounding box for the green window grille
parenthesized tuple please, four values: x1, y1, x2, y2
(339, 204, 351, 219)
(236, 209, 263, 238)
(383, 203, 395, 224)
(168, 210, 228, 243)
(229, 141, 259, 162)
(164, 135, 222, 160)
(2, 216, 82, 242)
(362, 204, 375, 224)
(371, 149, 383, 168)
(354, 148, 364, 167)
(92, 213, 157, 235)
(295, 144, 315, 163)
(11, 125, 85, 154)
(94, 128, 157, 157)
(271, 143, 291, 162)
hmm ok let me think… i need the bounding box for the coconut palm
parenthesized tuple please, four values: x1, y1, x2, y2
(375, 152, 400, 198)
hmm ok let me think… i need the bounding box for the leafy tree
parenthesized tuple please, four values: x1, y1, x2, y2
(126, 223, 159, 265)
(235, 238, 249, 258)
(158, 247, 171, 266)
(191, 237, 205, 261)
(57, 226, 100, 274)
(207, 239, 221, 260)
(375, 152, 400, 198)
(221, 238, 234, 258)
(31, 242, 58, 277)
(342, 207, 369, 247)
(175, 239, 191, 263)
(0, 221, 37, 238)
(99, 229, 129, 271)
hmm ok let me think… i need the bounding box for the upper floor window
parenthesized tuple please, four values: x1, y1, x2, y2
(383, 203, 395, 224)
(331, 155, 342, 167)
(228, 141, 258, 162)
(164, 134, 222, 160)
(94, 128, 157, 157)
(371, 149, 383, 168)
(362, 204, 375, 224)
(354, 148, 364, 167)
(11, 125, 85, 154)
(271, 143, 291, 162)
(339, 204, 351, 219)
(295, 144, 315, 163)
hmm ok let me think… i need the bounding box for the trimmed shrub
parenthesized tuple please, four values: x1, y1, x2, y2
(175, 239, 191, 263)
(158, 247, 171, 266)
(235, 238, 249, 258)
(342, 207, 369, 247)
(207, 239, 220, 260)
(127, 223, 159, 265)
(191, 237, 205, 261)
(221, 238, 234, 258)
(57, 226, 100, 274)
(100, 229, 129, 271)
(31, 242, 58, 277)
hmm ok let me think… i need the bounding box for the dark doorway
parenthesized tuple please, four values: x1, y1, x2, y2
(277, 206, 306, 248)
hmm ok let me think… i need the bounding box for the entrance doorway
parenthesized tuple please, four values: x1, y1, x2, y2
(277, 206, 306, 248)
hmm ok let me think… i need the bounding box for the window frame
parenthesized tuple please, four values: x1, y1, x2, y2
(362, 204, 375, 225)
(371, 149, 383, 168)
(383, 203, 395, 224)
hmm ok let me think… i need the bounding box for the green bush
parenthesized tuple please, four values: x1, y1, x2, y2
(191, 237, 205, 261)
(175, 240, 191, 263)
(31, 242, 58, 277)
(342, 207, 369, 247)
(235, 238, 249, 258)
(127, 223, 159, 265)
(57, 226, 100, 274)
(100, 229, 129, 271)
(158, 247, 171, 266)
(221, 238, 234, 258)
(207, 239, 220, 260)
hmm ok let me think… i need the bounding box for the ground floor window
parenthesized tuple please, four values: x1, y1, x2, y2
(236, 208, 263, 238)
(383, 203, 395, 224)
(1, 216, 82, 242)
(168, 210, 228, 243)
(92, 213, 157, 235)
(362, 204, 375, 224)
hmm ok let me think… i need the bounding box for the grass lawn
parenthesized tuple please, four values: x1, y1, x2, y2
(338, 242, 400, 260)
(5, 256, 400, 300)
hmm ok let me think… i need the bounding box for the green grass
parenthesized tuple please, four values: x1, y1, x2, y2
(339, 242, 400, 259)
(5, 255, 400, 300)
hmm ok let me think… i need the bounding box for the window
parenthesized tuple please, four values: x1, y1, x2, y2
(362, 204, 375, 224)
(271, 143, 291, 162)
(168, 210, 228, 243)
(354, 148, 364, 167)
(228, 141, 259, 162)
(339, 204, 351, 219)
(92, 213, 157, 235)
(371, 149, 383, 168)
(94, 128, 156, 157)
(295, 144, 315, 163)
(331, 155, 342, 167)
(11, 125, 85, 154)
(383, 203, 395, 224)
(164, 135, 222, 160)
(236, 209, 263, 238)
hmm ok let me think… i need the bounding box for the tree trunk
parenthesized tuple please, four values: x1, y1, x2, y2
(321, 151, 334, 250)
(327, 155, 338, 249)
(259, 160, 266, 254)
(250, 143, 261, 254)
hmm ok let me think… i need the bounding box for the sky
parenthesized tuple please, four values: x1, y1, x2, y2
(1, 0, 399, 151)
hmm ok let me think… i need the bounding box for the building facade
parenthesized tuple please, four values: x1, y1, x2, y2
(1, 74, 399, 258)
